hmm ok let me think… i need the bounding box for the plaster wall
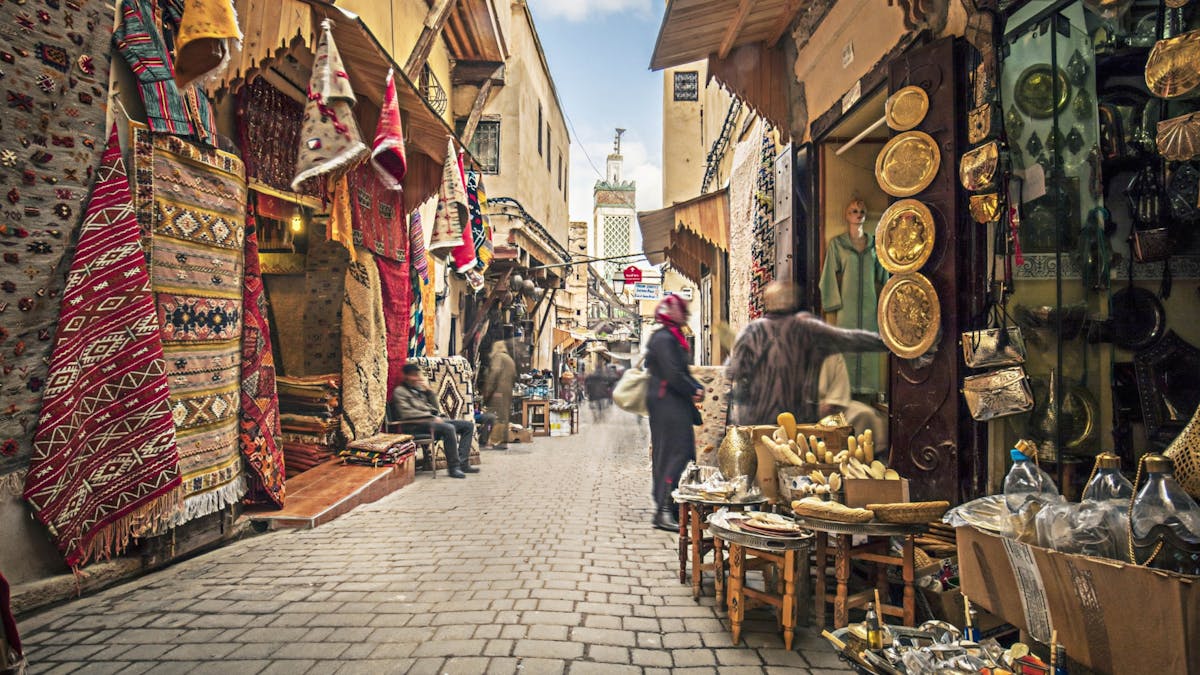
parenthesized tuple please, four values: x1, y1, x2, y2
(661, 62, 741, 205)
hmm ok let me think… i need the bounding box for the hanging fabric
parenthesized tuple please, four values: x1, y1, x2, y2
(292, 18, 369, 189)
(430, 141, 471, 264)
(371, 69, 409, 190)
(173, 0, 242, 88)
(467, 170, 494, 272)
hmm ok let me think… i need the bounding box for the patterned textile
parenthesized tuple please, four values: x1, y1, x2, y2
(303, 235, 349, 374)
(430, 141, 470, 265)
(239, 220, 285, 507)
(407, 356, 475, 422)
(328, 174, 356, 261)
(115, 0, 218, 145)
(466, 170, 493, 272)
(238, 76, 319, 196)
(0, 0, 113, 476)
(727, 120, 760, 334)
(371, 69, 407, 190)
(340, 433, 414, 467)
(377, 255, 411, 396)
(138, 126, 247, 526)
(691, 366, 731, 466)
(341, 252, 388, 441)
(292, 19, 368, 189)
(349, 163, 406, 262)
(173, 0, 242, 88)
(409, 212, 429, 282)
(748, 128, 777, 320)
(24, 128, 180, 569)
(408, 270, 427, 358)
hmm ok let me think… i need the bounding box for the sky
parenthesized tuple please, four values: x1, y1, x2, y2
(525, 0, 665, 232)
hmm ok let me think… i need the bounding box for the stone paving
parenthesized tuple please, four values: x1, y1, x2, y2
(19, 415, 854, 674)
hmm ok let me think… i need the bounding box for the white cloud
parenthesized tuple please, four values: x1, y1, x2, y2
(527, 0, 656, 22)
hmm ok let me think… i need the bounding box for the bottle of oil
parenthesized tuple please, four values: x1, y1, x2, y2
(864, 603, 883, 649)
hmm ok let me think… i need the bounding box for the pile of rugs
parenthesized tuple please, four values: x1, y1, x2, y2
(338, 434, 416, 468)
(277, 375, 342, 478)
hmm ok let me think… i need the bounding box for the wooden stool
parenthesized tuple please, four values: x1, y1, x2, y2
(708, 519, 814, 650)
(673, 494, 767, 608)
(797, 517, 927, 629)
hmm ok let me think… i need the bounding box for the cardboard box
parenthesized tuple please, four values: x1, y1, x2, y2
(794, 423, 855, 453)
(919, 585, 1007, 634)
(956, 525, 1200, 674)
(842, 478, 909, 508)
(509, 428, 533, 444)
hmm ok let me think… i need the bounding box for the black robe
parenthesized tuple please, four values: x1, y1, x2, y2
(645, 327, 701, 510)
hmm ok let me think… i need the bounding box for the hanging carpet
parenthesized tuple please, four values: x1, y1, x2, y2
(409, 211, 430, 283)
(341, 251, 388, 442)
(292, 18, 368, 189)
(239, 219, 285, 507)
(172, 0, 242, 89)
(466, 170, 494, 272)
(371, 69, 408, 190)
(407, 357, 477, 464)
(429, 141, 470, 263)
(377, 255, 411, 397)
(135, 125, 247, 526)
(409, 270, 427, 358)
(690, 366, 731, 467)
(303, 231, 350, 375)
(24, 127, 181, 569)
(348, 163, 407, 262)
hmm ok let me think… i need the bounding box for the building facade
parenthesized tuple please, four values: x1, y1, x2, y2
(591, 132, 638, 283)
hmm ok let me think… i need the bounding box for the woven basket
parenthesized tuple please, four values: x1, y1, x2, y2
(792, 501, 875, 524)
(777, 463, 842, 503)
(866, 501, 951, 524)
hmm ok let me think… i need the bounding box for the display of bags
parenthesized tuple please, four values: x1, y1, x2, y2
(962, 366, 1035, 421)
(612, 355, 649, 417)
(962, 326, 1027, 369)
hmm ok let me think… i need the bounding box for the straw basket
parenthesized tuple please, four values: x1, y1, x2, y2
(791, 500, 875, 524)
(865, 501, 950, 524)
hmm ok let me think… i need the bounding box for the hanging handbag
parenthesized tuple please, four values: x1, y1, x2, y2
(1145, 29, 1200, 99)
(1133, 227, 1171, 263)
(962, 366, 1035, 421)
(612, 354, 649, 417)
(960, 140, 1000, 192)
(962, 300, 1027, 369)
(1164, 405, 1200, 498)
(968, 103, 994, 145)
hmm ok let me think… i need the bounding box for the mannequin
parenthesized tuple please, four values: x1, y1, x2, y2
(820, 199, 888, 396)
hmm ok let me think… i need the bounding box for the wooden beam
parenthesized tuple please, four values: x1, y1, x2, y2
(404, 0, 456, 82)
(718, 0, 755, 59)
(452, 60, 505, 85)
(459, 78, 496, 147)
(768, 0, 805, 46)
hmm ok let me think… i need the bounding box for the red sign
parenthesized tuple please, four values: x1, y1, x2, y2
(622, 266, 642, 284)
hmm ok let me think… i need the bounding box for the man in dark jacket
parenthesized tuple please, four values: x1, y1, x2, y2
(393, 364, 477, 479)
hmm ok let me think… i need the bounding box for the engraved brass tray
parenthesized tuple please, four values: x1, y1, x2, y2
(875, 199, 935, 274)
(875, 131, 941, 198)
(877, 272, 940, 359)
(885, 85, 929, 131)
(1146, 30, 1200, 99)
(1014, 64, 1071, 119)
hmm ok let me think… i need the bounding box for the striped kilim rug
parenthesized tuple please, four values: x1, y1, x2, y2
(239, 221, 285, 507)
(25, 127, 181, 569)
(134, 125, 247, 526)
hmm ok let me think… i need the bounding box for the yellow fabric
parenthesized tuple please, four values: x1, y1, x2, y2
(423, 255, 436, 351)
(328, 174, 357, 262)
(174, 0, 241, 87)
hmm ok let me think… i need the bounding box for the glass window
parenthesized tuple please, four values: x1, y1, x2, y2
(673, 71, 699, 101)
(456, 118, 500, 174)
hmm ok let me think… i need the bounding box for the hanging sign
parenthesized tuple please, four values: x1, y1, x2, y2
(632, 283, 661, 301)
(623, 266, 643, 284)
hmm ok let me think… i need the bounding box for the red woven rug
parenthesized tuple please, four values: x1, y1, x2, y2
(239, 220, 285, 507)
(376, 254, 411, 396)
(24, 127, 181, 569)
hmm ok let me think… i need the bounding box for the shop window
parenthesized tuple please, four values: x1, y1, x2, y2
(673, 71, 699, 101)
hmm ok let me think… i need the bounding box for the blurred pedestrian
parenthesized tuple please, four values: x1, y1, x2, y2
(482, 341, 516, 449)
(645, 294, 703, 532)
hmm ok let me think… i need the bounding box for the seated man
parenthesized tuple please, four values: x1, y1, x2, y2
(818, 353, 888, 455)
(393, 363, 478, 479)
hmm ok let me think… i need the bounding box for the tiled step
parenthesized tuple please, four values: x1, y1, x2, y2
(247, 455, 416, 530)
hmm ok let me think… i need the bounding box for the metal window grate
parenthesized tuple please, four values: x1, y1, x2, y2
(420, 66, 448, 116)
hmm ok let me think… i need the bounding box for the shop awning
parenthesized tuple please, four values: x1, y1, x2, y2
(443, 0, 508, 62)
(650, 0, 803, 70)
(638, 189, 728, 281)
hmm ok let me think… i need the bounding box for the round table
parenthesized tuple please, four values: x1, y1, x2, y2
(706, 515, 814, 650)
(791, 515, 928, 629)
(671, 492, 768, 604)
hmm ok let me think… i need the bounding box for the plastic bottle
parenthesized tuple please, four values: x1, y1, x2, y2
(1081, 452, 1134, 504)
(1131, 454, 1200, 542)
(1003, 442, 1060, 513)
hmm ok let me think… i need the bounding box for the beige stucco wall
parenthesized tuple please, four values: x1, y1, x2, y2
(661, 61, 741, 206)
(337, 0, 454, 126)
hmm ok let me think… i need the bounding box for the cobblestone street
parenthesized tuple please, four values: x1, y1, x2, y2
(19, 416, 852, 674)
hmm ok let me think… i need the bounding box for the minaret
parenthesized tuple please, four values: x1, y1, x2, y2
(591, 128, 637, 281)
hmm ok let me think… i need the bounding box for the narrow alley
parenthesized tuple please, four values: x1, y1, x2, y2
(18, 418, 851, 675)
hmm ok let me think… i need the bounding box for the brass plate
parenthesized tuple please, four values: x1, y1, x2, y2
(1014, 65, 1071, 119)
(875, 131, 941, 198)
(885, 85, 930, 131)
(1146, 30, 1200, 99)
(875, 199, 935, 274)
(877, 272, 941, 359)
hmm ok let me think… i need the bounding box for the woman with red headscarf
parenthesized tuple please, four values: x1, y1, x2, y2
(645, 294, 704, 531)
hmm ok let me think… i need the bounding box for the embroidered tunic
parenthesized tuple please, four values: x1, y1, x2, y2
(819, 233, 889, 395)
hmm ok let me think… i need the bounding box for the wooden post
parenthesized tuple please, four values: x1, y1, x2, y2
(460, 77, 497, 147)
(404, 0, 456, 82)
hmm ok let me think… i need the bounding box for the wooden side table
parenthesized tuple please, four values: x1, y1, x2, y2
(795, 516, 927, 629)
(522, 399, 550, 436)
(672, 494, 767, 607)
(707, 517, 814, 650)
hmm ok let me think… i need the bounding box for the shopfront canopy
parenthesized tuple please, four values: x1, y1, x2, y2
(650, 0, 802, 70)
(638, 188, 728, 283)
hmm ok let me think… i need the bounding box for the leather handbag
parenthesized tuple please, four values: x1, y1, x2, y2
(1164, 406, 1200, 498)
(962, 366, 1035, 421)
(1133, 227, 1171, 263)
(968, 103, 993, 145)
(612, 355, 649, 416)
(960, 140, 1000, 192)
(962, 326, 1027, 369)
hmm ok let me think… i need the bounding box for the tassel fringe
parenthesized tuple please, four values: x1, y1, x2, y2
(0, 470, 26, 498)
(70, 484, 184, 570)
(169, 474, 247, 528)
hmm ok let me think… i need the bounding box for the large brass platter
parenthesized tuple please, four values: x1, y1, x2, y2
(877, 272, 941, 359)
(875, 131, 941, 198)
(1014, 65, 1071, 119)
(875, 199, 935, 274)
(885, 85, 930, 131)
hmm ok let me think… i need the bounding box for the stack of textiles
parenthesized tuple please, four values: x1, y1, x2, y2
(277, 375, 342, 477)
(339, 434, 417, 467)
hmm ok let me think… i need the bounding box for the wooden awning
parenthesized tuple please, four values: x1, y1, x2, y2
(650, 0, 803, 71)
(708, 42, 792, 138)
(443, 0, 507, 62)
(638, 189, 728, 283)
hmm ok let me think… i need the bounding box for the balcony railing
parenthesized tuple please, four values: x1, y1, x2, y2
(419, 65, 448, 116)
